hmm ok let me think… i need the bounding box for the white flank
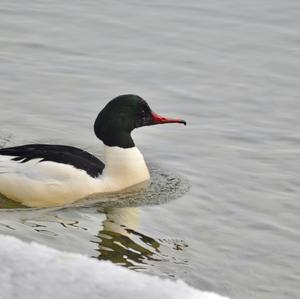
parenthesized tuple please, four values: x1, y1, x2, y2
(0, 146, 150, 207)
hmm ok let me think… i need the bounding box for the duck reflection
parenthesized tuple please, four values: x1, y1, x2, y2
(95, 207, 161, 268)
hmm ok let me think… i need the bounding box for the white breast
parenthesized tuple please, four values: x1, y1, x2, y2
(0, 146, 150, 208)
(102, 146, 150, 191)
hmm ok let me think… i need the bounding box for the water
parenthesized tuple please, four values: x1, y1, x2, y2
(0, 1, 299, 298)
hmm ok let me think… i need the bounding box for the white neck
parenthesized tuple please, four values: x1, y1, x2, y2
(101, 145, 150, 191)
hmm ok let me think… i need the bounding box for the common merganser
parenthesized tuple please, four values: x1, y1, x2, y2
(0, 95, 186, 208)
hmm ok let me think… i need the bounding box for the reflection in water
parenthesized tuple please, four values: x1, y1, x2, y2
(95, 207, 162, 268)
(94, 207, 189, 272)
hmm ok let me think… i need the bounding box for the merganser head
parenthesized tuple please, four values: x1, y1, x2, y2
(94, 94, 186, 148)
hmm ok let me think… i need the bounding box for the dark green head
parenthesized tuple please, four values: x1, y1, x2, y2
(94, 94, 186, 148)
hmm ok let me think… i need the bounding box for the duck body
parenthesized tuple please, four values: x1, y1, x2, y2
(0, 145, 149, 207)
(0, 95, 185, 207)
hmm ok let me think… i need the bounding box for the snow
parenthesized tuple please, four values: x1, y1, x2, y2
(0, 234, 228, 299)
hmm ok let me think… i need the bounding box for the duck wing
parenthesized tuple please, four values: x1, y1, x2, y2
(0, 144, 105, 178)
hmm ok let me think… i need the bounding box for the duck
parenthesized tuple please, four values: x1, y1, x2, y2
(0, 94, 186, 208)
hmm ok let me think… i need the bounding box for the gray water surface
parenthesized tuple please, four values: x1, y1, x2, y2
(0, 1, 300, 298)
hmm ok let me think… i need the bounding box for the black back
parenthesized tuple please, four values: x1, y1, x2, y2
(0, 144, 105, 178)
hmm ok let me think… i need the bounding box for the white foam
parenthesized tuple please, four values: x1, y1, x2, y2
(0, 234, 228, 299)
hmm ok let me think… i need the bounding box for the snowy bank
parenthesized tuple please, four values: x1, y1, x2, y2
(0, 234, 228, 299)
